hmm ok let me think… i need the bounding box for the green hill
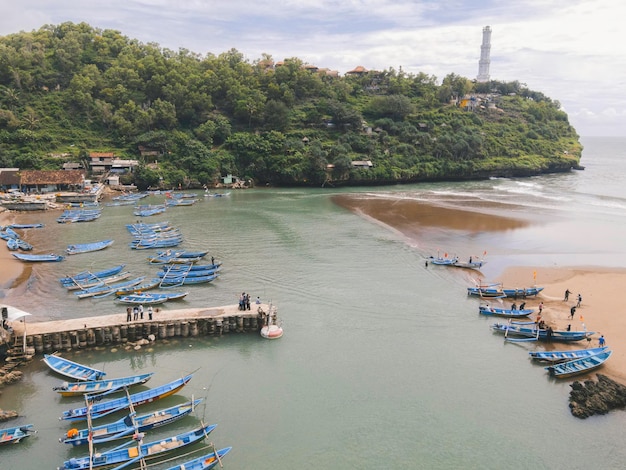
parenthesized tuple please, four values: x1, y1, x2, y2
(0, 22, 582, 189)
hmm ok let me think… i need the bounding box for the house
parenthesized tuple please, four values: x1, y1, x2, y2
(62, 162, 84, 170)
(89, 152, 116, 173)
(138, 146, 163, 158)
(0, 168, 20, 192)
(351, 160, 373, 169)
(20, 170, 85, 193)
(110, 159, 139, 174)
(345, 66, 369, 76)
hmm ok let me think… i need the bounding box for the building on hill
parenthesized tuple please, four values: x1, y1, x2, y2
(0, 168, 20, 192)
(20, 170, 85, 193)
(89, 152, 138, 174)
(346, 66, 369, 76)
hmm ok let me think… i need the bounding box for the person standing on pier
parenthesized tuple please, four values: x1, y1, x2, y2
(126, 306, 132, 322)
(147, 306, 153, 320)
(246, 293, 251, 310)
(133, 306, 139, 321)
(139, 304, 144, 320)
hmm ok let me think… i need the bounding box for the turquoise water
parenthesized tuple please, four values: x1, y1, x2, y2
(1, 136, 626, 469)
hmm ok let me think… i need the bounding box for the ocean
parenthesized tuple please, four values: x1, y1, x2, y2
(1, 136, 625, 469)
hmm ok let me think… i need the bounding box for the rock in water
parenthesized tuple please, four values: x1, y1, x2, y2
(569, 374, 626, 418)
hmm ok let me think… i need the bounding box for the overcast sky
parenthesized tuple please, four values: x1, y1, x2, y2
(1, 0, 625, 137)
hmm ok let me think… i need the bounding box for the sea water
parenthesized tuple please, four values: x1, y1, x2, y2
(1, 136, 625, 469)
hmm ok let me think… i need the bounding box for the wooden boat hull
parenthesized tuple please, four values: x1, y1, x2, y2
(60, 374, 193, 421)
(490, 323, 594, 342)
(502, 287, 544, 298)
(66, 239, 114, 255)
(61, 399, 202, 446)
(43, 354, 106, 381)
(0, 424, 36, 445)
(529, 346, 609, 363)
(53, 372, 154, 397)
(12, 253, 64, 262)
(545, 350, 612, 378)
(164, 447, 232, 470)
(479, 306, 534, 318)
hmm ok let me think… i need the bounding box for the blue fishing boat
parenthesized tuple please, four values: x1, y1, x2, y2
(116, 292, 188, 305)
(17, 239, 33, 250)
(160, 262, 221, 271)
(114, 278, 161, 296)
(0, 424, 36, 445)
(158, 268, 220, 278)
(130, 237, 183, 250)
(478, 305, 534, 318)
(53, 372, 154, 397)
(490, 322, 594, 342)
(58, 424, 216, 470)
(529, 346, 609, 363)
(7, 223, 44, 229)
(502, 286, 544, 298)
(60, 374, 193, 421)
(148, 250, 209, 264)
(43, 354, 106, 381)
(74, 277, 146, 299)
(66, 239, 114, 255)
(545, 350, 612, 378)
(60, 399, 202, 446)
(59, 264, 126, 286)
(428, 254, 459, 265)
(160, 273, 219, 287)
(164, 446, 232, 470)
(63, 271, 132, 291)
(13, 252, 64, 262)
(6, 238, 18, 250)
(467, 283, 505, 298)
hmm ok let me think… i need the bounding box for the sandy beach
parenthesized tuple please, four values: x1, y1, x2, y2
(0, 209, 30, 291)
(333, 194, 626, 384)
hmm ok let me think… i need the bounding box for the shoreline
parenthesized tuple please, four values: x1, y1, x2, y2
(333, 194, 626, 384)
(0, 209, 27, 291)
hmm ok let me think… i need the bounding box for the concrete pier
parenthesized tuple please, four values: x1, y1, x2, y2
(9, 303, 275, 356)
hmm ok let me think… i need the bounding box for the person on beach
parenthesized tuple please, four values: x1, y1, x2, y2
(570, 306, 576, 320)
(511, 302, 517, 310)
(577, 294, 582, 307)
(564, 289, 571, 301)
(599, 335, 606, 347)
(538, 302, 544, 314)
(519, 302, 526, 310)
(566, 324, 571, 331)
(126, 306, 132, 322)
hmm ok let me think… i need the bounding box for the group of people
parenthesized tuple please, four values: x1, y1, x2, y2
(126, 304, 154, 321)
(564, 289, 582, 307)
(238, 293, 261, 311)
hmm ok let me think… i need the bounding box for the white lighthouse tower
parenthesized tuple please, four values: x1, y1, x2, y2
(477, 26, 491, 82)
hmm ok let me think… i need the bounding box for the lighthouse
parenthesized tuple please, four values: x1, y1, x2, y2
(477, 26, 491, 82)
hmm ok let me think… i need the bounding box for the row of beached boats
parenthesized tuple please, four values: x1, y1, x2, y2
(472, 288, 611, 379)
(429, 247, 612, 379)
(36, 354, 232, 470)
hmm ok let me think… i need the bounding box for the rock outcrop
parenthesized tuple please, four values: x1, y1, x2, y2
(569, 374, 626, 418)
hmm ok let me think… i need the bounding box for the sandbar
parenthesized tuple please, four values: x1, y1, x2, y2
(334, 194, 626, 383)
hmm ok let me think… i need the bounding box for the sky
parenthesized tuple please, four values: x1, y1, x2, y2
(1, 0, 625, 137)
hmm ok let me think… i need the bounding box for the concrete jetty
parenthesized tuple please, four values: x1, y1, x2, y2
(7, 303, 277, 357)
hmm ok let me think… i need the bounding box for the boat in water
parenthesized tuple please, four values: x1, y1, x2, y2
(43, 354, 106, 381)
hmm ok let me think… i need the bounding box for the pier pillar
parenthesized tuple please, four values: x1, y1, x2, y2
(181, 321, 189, 337)
(86, 329, 96, 347)
(158, 323, 167, 339)
(33, 335, 44, 354)
(94, 328, 105, 345)
(120, 325, 128, 342)
(189, 320, 198, 337)
(78, 330, 87, 348)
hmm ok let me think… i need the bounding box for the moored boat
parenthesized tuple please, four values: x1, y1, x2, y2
(0, 424, 36, 445)
(58, 423, 216, 469)
(116, 292, 188, 305)
(60, 374, 193, 421)
(43, 354, 106, 381)
(53, 372, 154, 397)
(60, 399, 202, 446)
(13, 252, 64, 262)
(66, 239, 114, 255)
(478, 305, 534, 318)
(164, 446, 232, 470)
(545, 349, 612, 378)
(529, 346, 609, 363)
(59, 264, 126, 285)
(73, 277, 145, 299)
(490, 322, 594, 342)
(502, 286, 544, 298)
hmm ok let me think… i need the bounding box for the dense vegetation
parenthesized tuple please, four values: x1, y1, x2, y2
(0, 22, 582, 189)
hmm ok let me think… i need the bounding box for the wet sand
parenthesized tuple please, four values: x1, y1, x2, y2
(0, 210, 28, 291)
(334, 194, 626, 383)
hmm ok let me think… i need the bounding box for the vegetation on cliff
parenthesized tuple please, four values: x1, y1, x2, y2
(0, 22, 582, 188)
